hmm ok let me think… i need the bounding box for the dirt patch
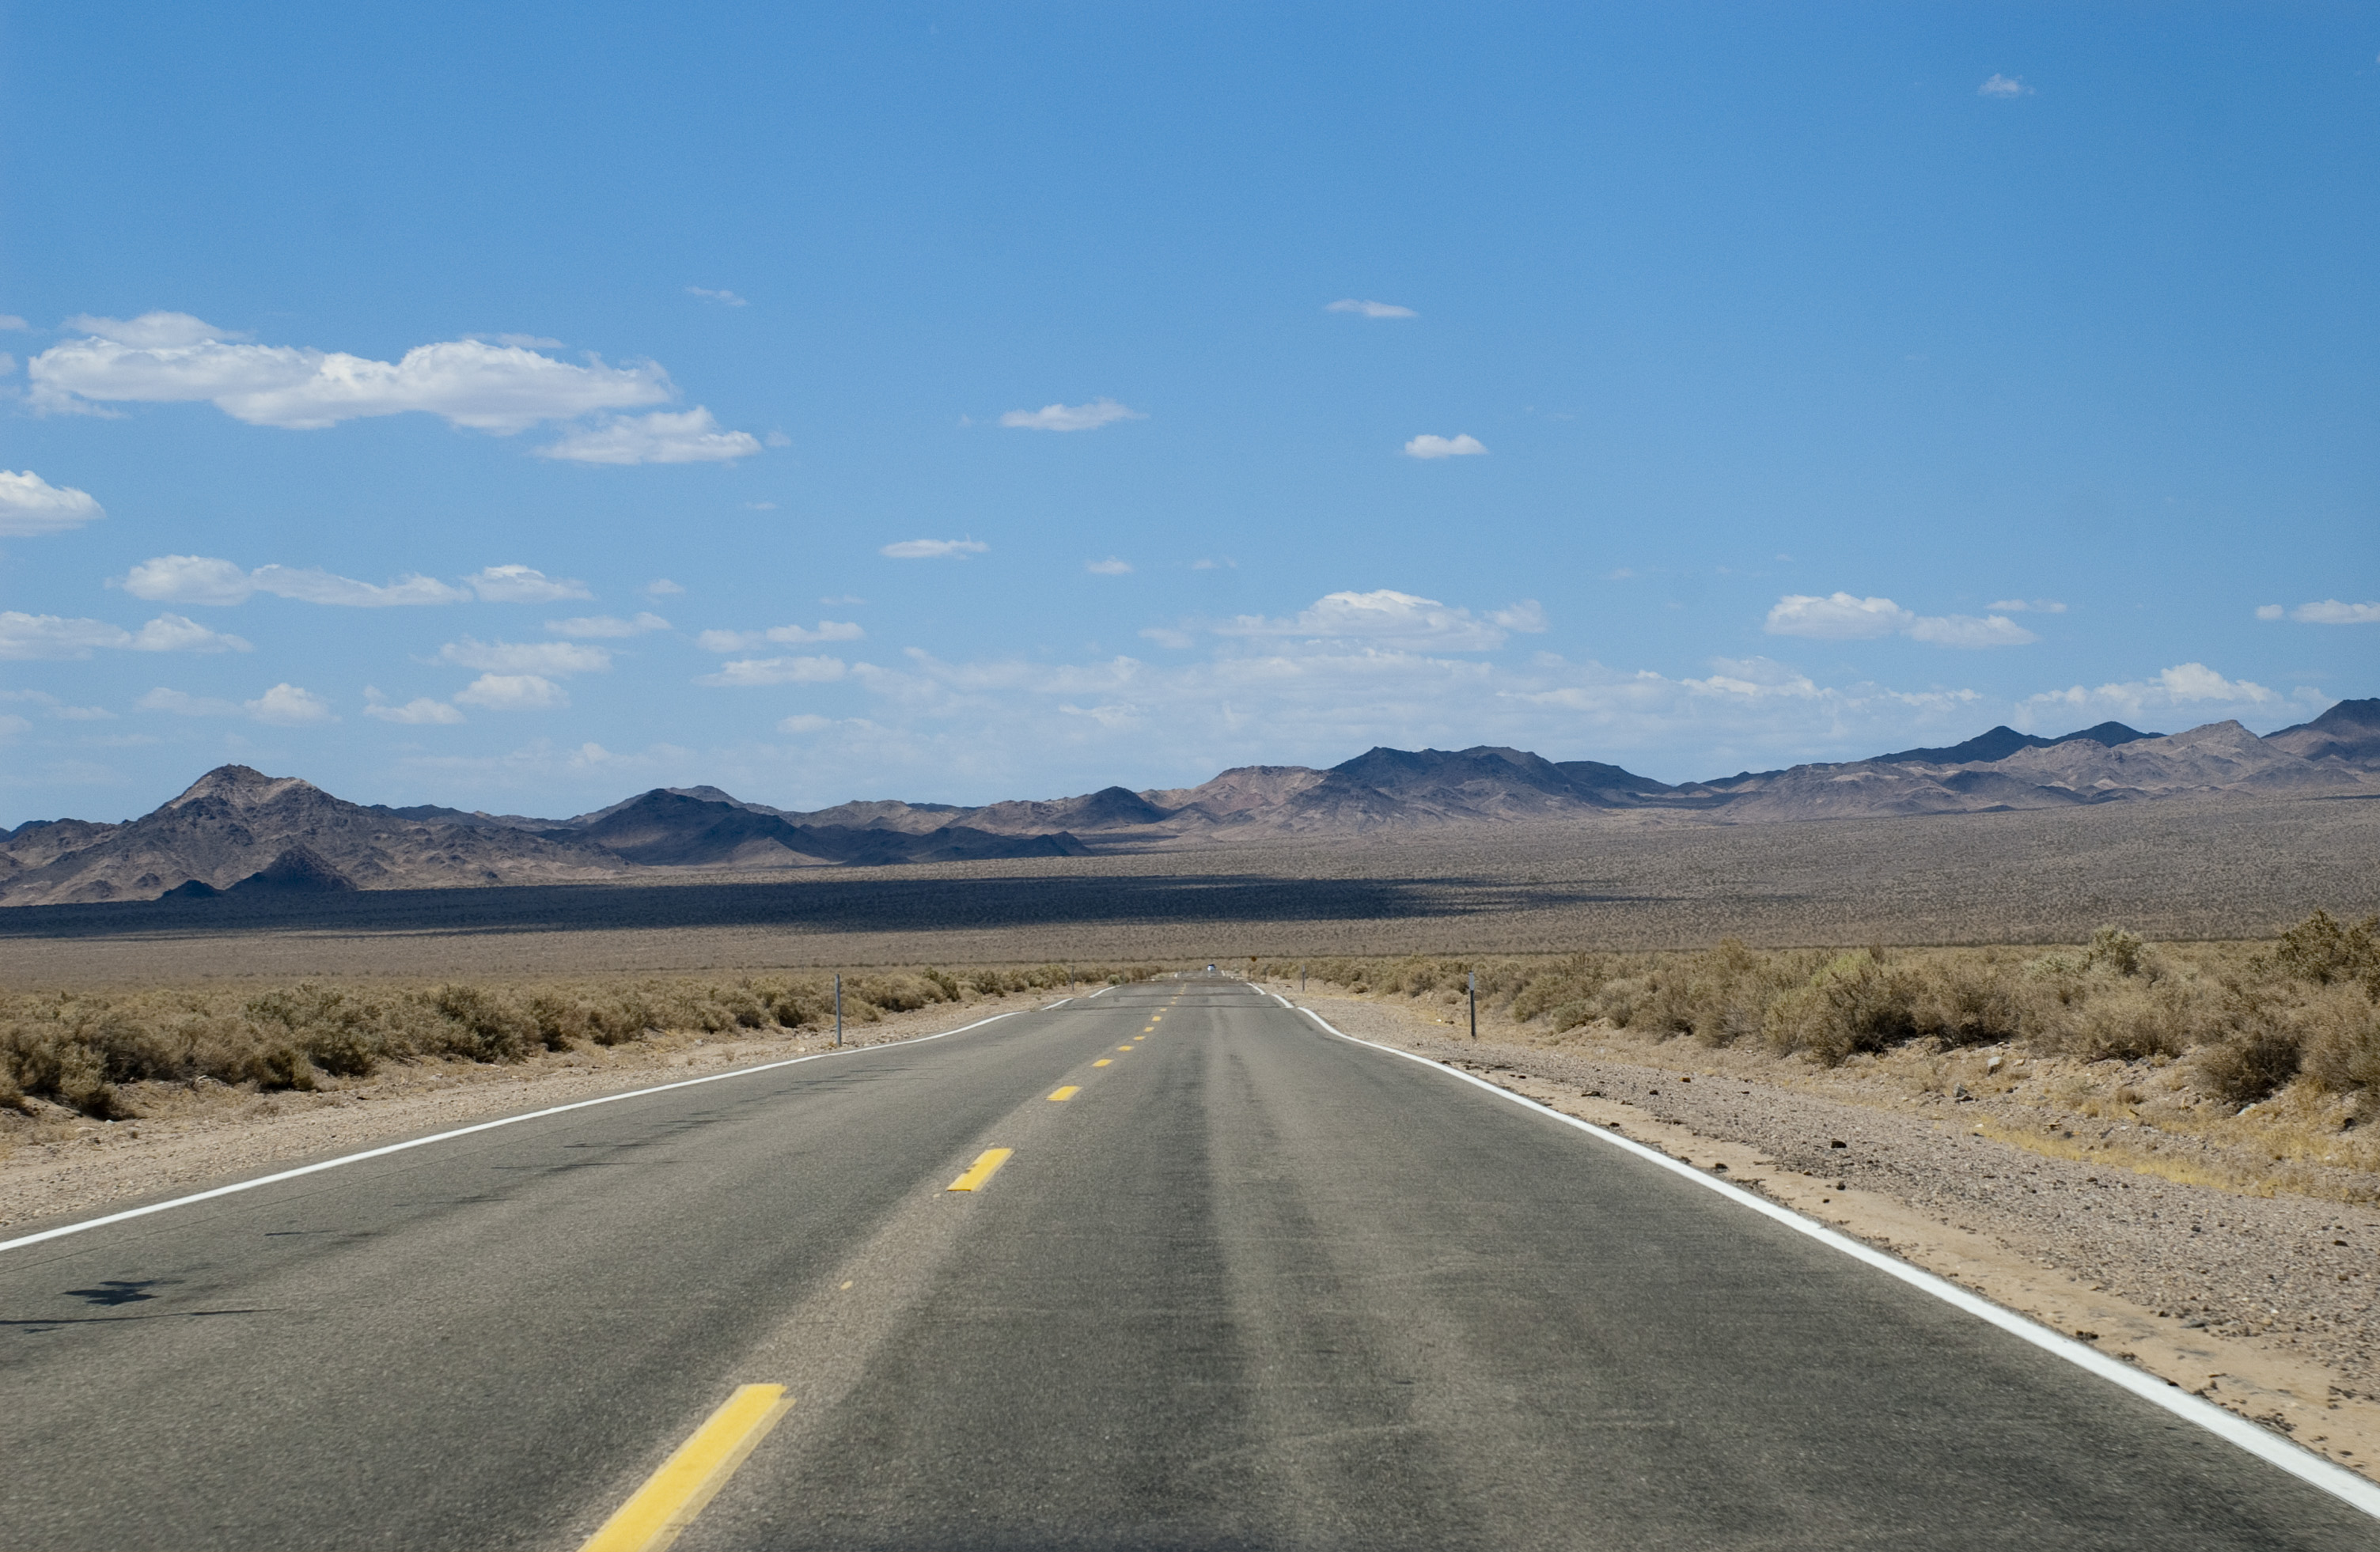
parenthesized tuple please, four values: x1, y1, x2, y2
(1287, 985, 2380, 1484)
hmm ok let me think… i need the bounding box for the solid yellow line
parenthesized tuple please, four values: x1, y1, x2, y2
(1049, 1085, 1081, 1101)
(578, 1385, 792, 1552)
(947, 1147, 1014, 1191)
(1093, 1058, 1112, 1066)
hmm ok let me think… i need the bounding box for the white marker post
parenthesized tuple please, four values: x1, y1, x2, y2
(834, 974, 843, 1047)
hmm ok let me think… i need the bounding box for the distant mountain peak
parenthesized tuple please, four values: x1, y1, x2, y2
(165, 764, 322, 811)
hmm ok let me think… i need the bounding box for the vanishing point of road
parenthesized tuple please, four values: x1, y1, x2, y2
(2, 975, 2373, 1550)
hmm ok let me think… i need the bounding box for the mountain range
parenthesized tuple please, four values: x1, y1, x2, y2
(2, 698, 2373, 907)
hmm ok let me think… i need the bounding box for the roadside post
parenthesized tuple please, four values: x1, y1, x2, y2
(1469, 971, 1477, 1040)
(1300, 963, 1307, 993)
(834, 974, 843, 1047)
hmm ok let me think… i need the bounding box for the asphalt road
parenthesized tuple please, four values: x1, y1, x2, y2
(2, 976, 2373, 1550)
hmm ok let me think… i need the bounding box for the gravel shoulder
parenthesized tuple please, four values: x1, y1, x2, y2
(1279, 982, 2380, 1485)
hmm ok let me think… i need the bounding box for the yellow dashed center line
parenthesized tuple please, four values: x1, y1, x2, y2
(1116, 1045, 1135, 1052)
(1048, 1085, 1082, 1102)
(946, 1148, 1014, 1191)
(1093, 1058, 1112, 1067)
(578, 1385, 793, 1552)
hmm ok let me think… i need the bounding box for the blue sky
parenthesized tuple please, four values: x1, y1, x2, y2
(2, 3, 2374, 823)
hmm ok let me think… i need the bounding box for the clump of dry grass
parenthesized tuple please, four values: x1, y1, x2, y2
(1268, 910, 2380, 1111)
(0, 961, 1162, 1118)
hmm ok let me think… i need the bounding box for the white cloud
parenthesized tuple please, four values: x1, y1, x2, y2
(1139, 626, 1196, 649)
(999, 399, 1145, 433)
(695, 655, 848, 687)
(453, 673, 570, 710)
(2, 690, 113, 721)
(468, 563, 593, 602)
(881, 538, 987, 559)
(1326, 299, 1418, 319)
(1086, 557, 1133, 575)
(0, 611, 249, 660)
(1215, 589, 1541, 651)
(1403, 433, 1488, 459)
(488, 334, 564, 349)
(1765, 592, 2037, 648)
(32, 314, 671, 431)
(2021, 663, 2283, 726)
(119, 555, 586, 608)
(536, 407, 762, 464)
(248, 683, 336, 725)
(136, 681, 334, 723)
(2255, 604, 2286, 620)
(548, 612, 672, 638)
(696, 620, 863, 651)
(364, 691, 467, 725)
(1985, 599, 2066, 614)
(687, 287, 748, 307)
(0, 714, 28, 737)
(643, 578, 686, 596)
(2287, 600, 2380, 625)
(438, 638, 612, 676)
(1906, 614, 2040, 648)
(0, 470, 105, 536)
(778, 714, 834, 733)
(1978, 74, 2033, 97)
(131, 614, 253, 653)
(0, 315, 26, 331)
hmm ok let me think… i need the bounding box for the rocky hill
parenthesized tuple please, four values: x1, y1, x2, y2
(6, 698, 2373, 905)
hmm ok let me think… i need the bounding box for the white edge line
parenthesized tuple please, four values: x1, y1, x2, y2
(1086, 985, 1114, 998)
(1294, 1004, 2380, 1521)
(0, 1010, 1027, 1258)
(1044, 998, 1074, 1009)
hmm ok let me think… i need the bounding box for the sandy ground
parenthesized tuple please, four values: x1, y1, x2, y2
(1274, 982, 2380, 1482)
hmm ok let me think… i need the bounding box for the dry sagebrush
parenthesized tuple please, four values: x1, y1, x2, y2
(0, 962, 1162, 1119)
(1267, 911, 2380, 1110)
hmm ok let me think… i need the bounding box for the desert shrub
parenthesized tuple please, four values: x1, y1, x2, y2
(428, 984, 538, 1062)
(2197, 1024, 2304, 1107)
(2273, 909, 2380, 988)
(2293, 987, 2380, 1094)
(1764, 950, 1925, 1063)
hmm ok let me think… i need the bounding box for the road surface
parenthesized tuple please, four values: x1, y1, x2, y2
(2, 976, 2372, 1549)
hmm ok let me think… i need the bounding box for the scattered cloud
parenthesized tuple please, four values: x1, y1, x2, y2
(1403, 433, 1488, 460)
(777, 714, 835, 733)
(364, 690, 466, 725)
(248, 683, 338, 725)
(467, 564, 593, 602)
(1978, 74, 2033, 97)
(1326, 299, 1418, 319)
(32, 313, 671, 431)
(1189, 558, 1235, 571)
(686, 286, 749, 307)
(488, 334, 564, 350)
(999, 399, 1145, 432)
(2280, 600, 2380, 625)
(2256, 604, 2286, 621)
(1139, 626, 1196, 649)
(0, 470, 106, 536)
(0, 611, 250, 660)
(2020, 663, 2293, 728)
(137, 682, 333, 723)
(453, 673, 570, 710)
(695, 621, 863, 651)
(820, 594, 866, 605)
(1215, 589, 1544, 651)
(118, 555, 586, 607)
(547, 612, 671, 638)
(695, 655, 848, 687)
(642, 578, 686, 596)
(881, 538, 987, 559)
(1086, 557, 1133, 575)
(437, 638, 612, 676)
(537, 407, 762, 464)
(1985, 599, 2067, 614)
(0, 315, 25, 330)
(1764, 592, 2037, 648)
